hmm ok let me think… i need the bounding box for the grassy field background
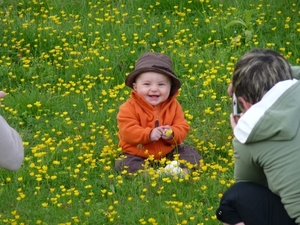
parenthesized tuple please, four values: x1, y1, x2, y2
(0, 0, 299, 224)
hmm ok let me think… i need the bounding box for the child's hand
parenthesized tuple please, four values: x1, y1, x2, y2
(150, 127, 164, 141)
(161, 125, 173, 140)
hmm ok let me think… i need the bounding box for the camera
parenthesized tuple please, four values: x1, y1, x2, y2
(232, 93, 242, 116)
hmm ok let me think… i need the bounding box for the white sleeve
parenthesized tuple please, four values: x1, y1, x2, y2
(0, 116, 24, 171)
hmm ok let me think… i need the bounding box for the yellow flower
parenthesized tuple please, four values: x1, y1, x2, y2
(165, 129, 173, 137)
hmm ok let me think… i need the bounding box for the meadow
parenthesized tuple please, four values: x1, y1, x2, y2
(0, 0, 299, 224)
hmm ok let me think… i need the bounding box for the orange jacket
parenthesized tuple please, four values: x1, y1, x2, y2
(117, 90, 190, 159)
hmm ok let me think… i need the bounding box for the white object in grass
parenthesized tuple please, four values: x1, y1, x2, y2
(163, 161, 183, 175)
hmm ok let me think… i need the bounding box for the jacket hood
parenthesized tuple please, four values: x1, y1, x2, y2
(234, 79, 300, 144)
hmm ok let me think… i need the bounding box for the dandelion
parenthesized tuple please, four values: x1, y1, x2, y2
(34, 101, 42, 107)
(165, 129, 173, 137)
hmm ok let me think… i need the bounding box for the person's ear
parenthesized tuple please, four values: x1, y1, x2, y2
(238, 96, 252, 111)
(132, 83, 137, 91)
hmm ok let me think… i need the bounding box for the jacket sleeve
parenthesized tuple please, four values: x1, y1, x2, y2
(0, 116, 24, 171)
(166, 100, 190, 145)
(291, 66, 300, 79)
(117, 102, 152, 145)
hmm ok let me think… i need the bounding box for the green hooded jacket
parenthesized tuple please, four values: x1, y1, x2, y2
(233, 66, 300, 223)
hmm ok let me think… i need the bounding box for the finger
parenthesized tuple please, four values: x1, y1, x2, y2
(157, 127, 164, 132)
(227, 83, 233, 97)
(0, 91, 6, 98)
(230, 113, 238, 130)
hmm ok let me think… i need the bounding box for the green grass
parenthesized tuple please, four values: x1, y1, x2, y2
(0, 0, 299, 224)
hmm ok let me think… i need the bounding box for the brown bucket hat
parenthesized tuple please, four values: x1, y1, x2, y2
(125, 52, 181, 96)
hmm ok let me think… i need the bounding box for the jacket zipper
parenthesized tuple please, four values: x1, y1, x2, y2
(155, 119, 159, 127)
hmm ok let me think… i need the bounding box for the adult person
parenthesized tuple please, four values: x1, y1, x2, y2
(0, 91, 24, 171)
(216, 49, 300, 225)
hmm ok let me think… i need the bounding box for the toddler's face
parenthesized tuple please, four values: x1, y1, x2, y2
(133, 72, 172, 106)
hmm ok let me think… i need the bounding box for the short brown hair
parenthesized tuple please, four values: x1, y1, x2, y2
(232, 49, 293, 104)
